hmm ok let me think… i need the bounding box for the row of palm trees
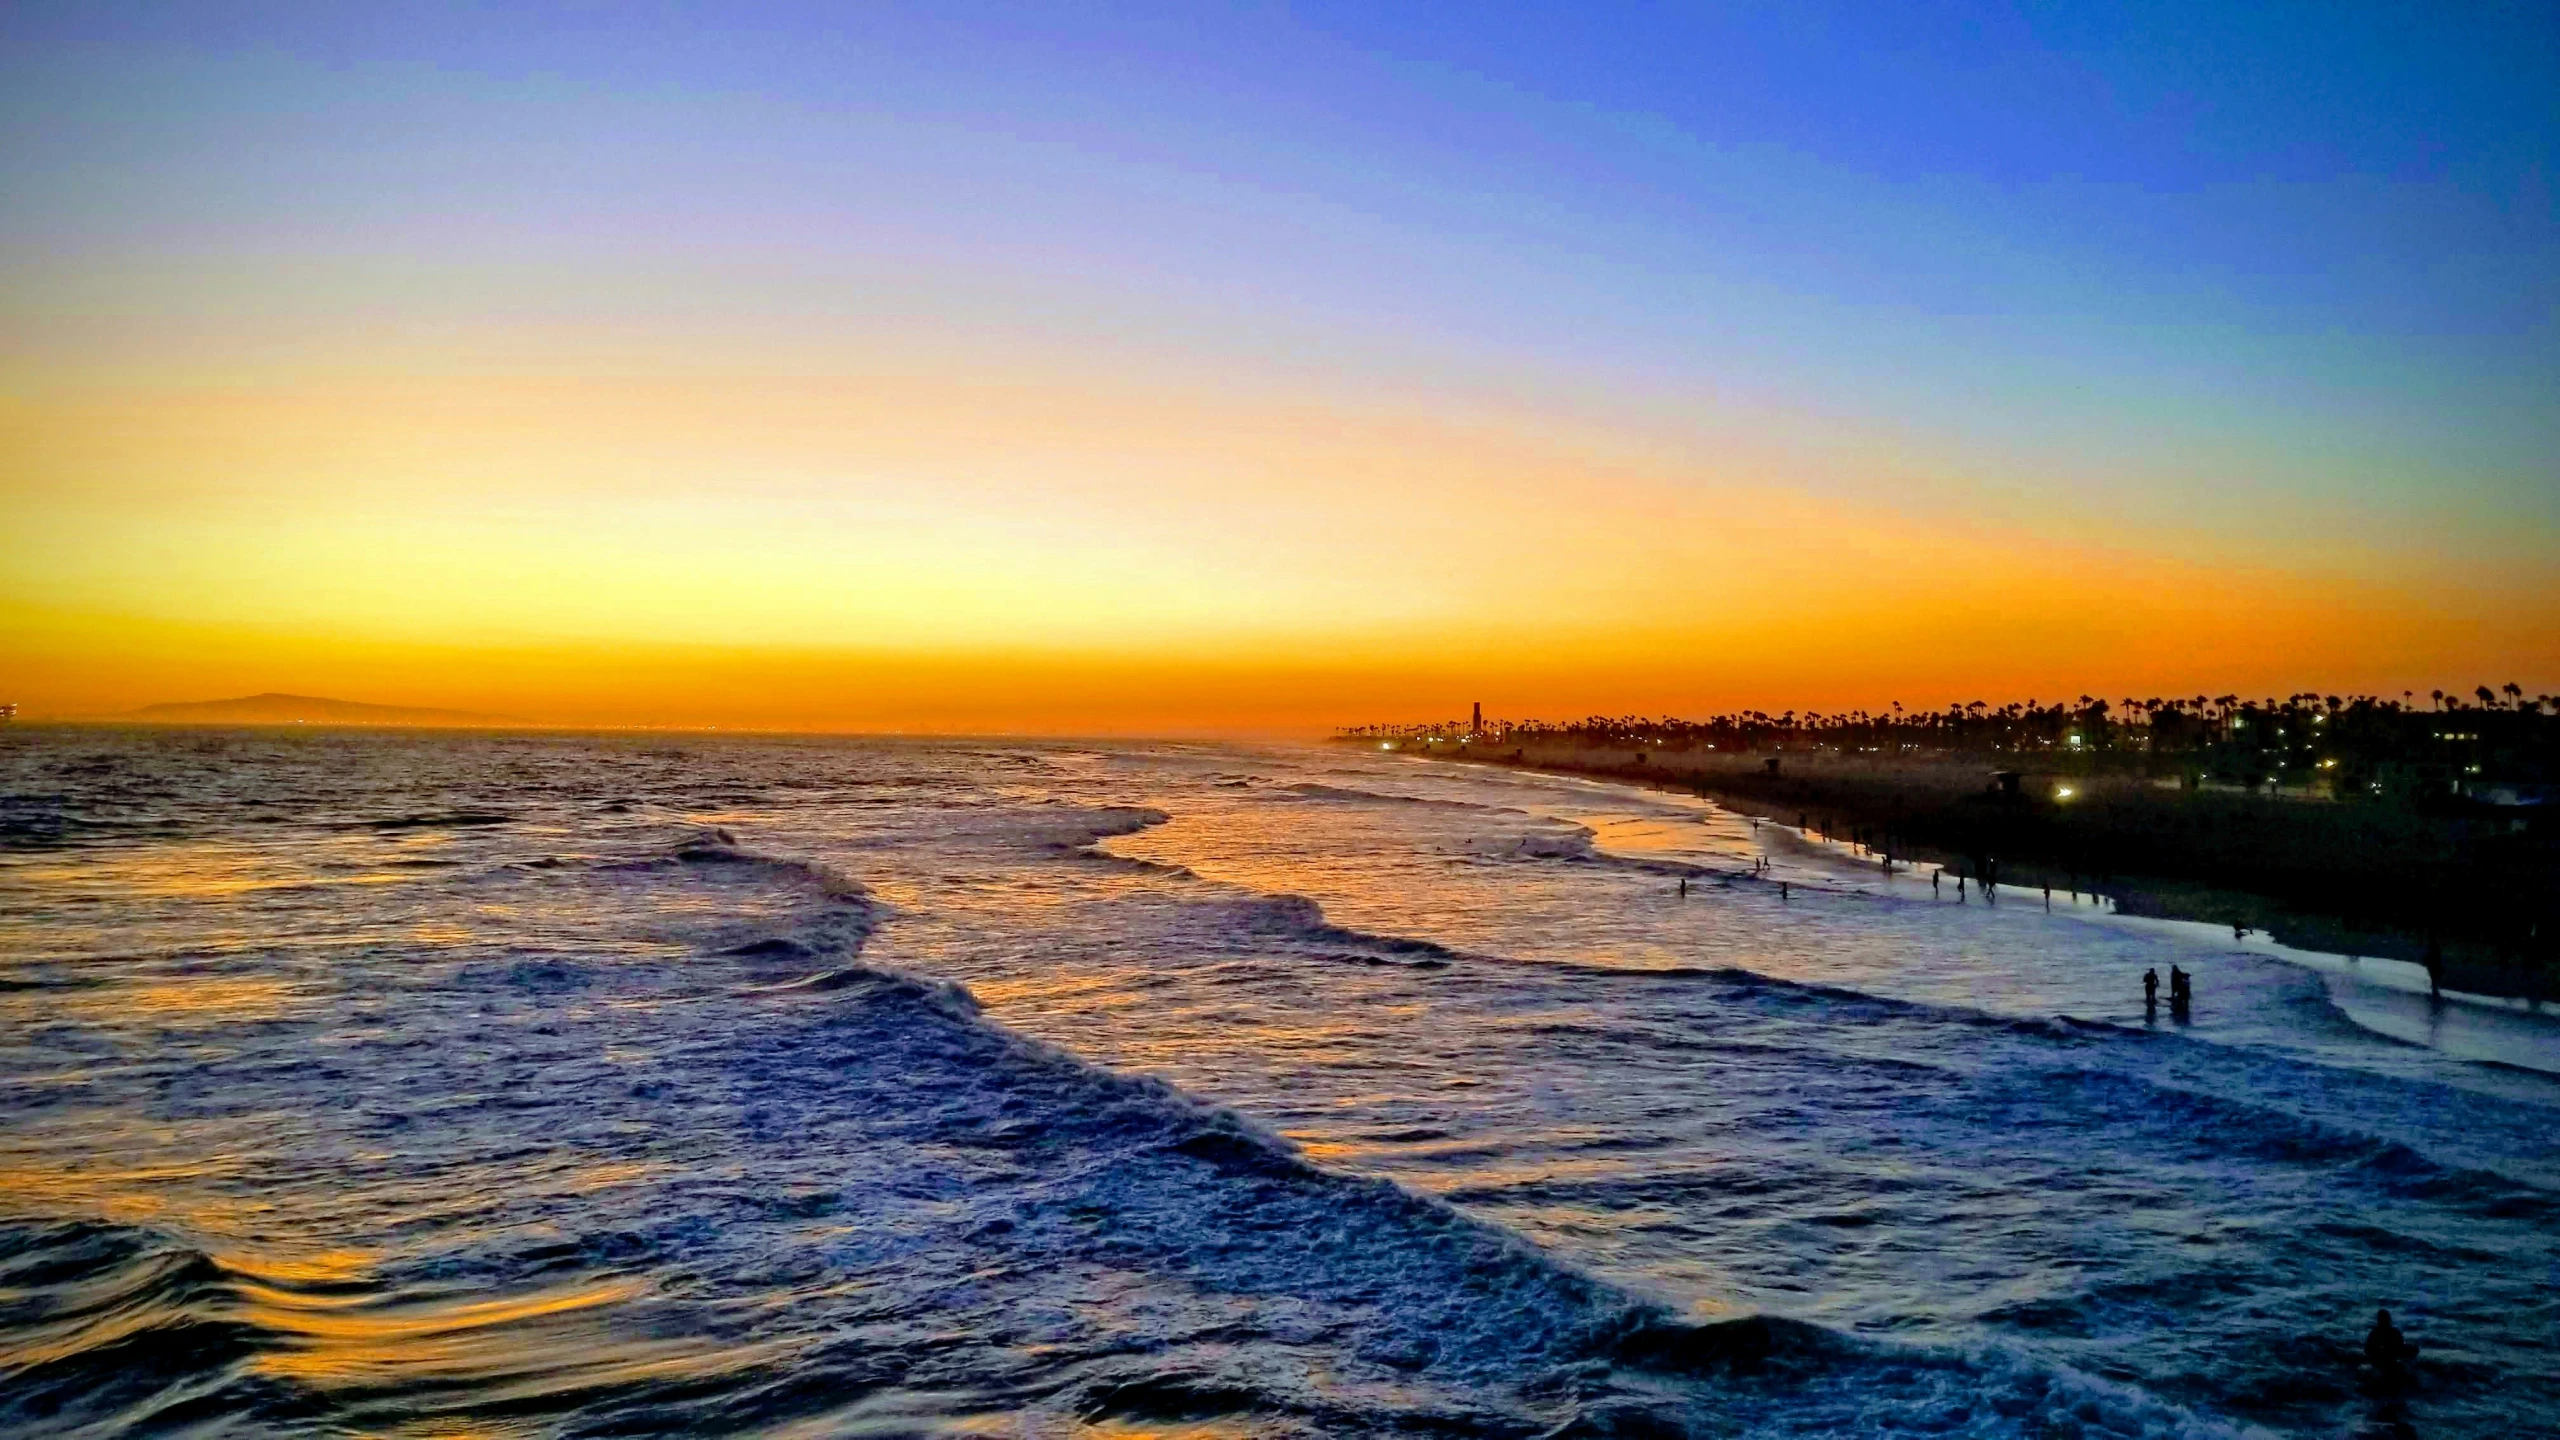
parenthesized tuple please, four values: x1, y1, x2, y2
(1341, 686, 2557, 770)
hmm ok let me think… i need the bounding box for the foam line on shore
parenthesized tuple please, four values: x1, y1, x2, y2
(1415, 751, 2560, 1066)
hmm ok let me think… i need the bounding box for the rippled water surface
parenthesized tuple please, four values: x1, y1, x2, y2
(3, 730, 2555, 1439)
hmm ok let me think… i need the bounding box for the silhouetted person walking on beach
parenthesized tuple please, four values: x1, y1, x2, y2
(1931, 871, 1940, 897)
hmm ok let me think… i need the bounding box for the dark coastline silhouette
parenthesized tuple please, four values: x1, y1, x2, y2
(1345, 690, 2560, 1001)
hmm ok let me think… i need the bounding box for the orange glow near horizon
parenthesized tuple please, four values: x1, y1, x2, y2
(5, 13, 2557, 735)
(8, 359, 2552, 734)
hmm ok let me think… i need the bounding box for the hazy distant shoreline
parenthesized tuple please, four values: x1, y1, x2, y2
(1362, 737, 2558, 1004)
(123, 692, 517, 727)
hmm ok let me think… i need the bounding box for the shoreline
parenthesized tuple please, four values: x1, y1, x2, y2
(1357, 738, 2559, 1006)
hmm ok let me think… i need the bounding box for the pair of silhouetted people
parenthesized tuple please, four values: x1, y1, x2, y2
(2146, 966, 2191, 1017)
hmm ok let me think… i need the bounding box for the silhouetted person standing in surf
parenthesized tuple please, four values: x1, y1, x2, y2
(2143, 968, 2159, 1011)
(2364, 1308, 2417, 1389)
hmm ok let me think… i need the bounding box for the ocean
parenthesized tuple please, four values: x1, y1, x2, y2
(3, 729, 2554, 1439)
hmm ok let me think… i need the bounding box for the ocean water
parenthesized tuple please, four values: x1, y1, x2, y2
(3, 730, 2555, 1440)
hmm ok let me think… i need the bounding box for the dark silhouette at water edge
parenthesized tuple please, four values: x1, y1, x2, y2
(1342, 691, 2560, 1002)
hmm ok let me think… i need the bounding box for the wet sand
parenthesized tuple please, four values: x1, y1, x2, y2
(1372, 738, 2559, 1004)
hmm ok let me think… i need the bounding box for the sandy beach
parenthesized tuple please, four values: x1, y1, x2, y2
(1366, 737, 2560, 1003)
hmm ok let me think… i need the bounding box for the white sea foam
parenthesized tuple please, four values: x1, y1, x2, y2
(1, 730, 2551, 1438)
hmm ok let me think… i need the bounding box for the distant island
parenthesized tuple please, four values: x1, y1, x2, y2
(131, 693, 513, 727)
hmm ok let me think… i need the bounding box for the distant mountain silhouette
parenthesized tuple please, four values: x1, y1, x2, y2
(131, 693, 513, 726)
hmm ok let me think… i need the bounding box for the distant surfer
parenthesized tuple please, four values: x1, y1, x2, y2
(1678, 876, 1688, 898)
(2363, 1308, 2418, 1390)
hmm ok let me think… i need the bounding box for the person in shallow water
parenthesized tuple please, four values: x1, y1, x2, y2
(2143, 969, 2159, 1008)
(2364, 1308, 2419, 1385)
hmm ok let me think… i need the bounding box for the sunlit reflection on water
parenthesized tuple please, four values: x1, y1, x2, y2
(1, 731, 2554, 1439)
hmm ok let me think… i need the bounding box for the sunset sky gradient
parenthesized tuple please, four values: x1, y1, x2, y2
(5, 3, 2555, 730)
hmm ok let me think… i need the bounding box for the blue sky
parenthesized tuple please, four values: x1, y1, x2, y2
(9, 4, 2552, 493)
(4, 3, 2555, 720)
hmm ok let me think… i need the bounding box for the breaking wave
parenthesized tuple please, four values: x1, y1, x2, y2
(9, 732, 2551, 1439)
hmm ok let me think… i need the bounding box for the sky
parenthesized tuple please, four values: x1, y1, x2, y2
(4, 2, 2555, 731)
